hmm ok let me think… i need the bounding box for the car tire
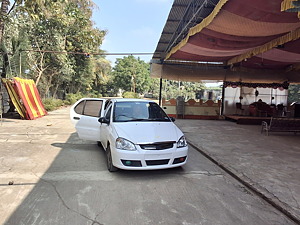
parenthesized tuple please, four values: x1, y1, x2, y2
(106, 145, 118, 172)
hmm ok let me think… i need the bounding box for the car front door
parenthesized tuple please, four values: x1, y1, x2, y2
(70, 98, 106, 141)
(99, 102, 113, 149)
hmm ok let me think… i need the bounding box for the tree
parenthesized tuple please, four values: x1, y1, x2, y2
(0, 0, 10, 78)
(3, 0, 107, 98)
(91, 56, 112, 96)
(160, 79, 205, 100)
(112, 56, 150, 95)
(0, 0, 52, 78)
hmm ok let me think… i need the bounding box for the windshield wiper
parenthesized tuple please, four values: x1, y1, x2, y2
(115, 120, 131, 122)
(129, 118, 151, 121)
(118, 117, 171, 122)
(148, 118, 170, 121)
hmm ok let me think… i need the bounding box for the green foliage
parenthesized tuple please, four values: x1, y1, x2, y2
(161, 79, 205, 100)
(91, 57, 112, 96)
(288, 84, 300, 103)
(64, 91, 102, 105)
(64, 93, 84, 105)
(3, 0, 107, 98)
(1, 0, 207, 103)
(112, 56, 151, 94)
(42, 98, 64, 111)
(122, 92, 140, 99)
(86, 90, 103, 98)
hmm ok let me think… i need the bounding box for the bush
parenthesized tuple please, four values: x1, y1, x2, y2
(122, 92, 140, 98)
(43, 98, 64, 111)
(63, 92, 103, 105)
(43, 91, 104, 112)
(64, 93, 84, 105)
(86, 90, 103, 98)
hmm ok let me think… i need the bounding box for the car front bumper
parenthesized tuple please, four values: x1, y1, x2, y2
(111, 146, 188, 170)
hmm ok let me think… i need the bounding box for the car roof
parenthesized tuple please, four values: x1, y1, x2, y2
(113, 98, 155, 103)
(76, 97, 157, 104)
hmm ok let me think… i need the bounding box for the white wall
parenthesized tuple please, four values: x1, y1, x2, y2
(223, 87, 288, 115)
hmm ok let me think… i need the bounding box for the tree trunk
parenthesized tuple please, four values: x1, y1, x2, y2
(0, 0, 10, 78)
(0, 0, 9, 44)
(44, 76, 53, 98)
(52, 83, 59, 98)
(35, 52, 45, 86)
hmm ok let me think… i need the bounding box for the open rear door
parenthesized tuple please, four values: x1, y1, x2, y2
(70, 98, 106, 141)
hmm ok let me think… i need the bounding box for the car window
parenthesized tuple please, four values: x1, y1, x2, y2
(74, 101, 85, 114)
(113, 102, 170, 122)
(148, 102, 168, 119)
(74, 100, 103, 117)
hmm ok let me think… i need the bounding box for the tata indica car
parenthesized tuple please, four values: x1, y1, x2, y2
(70, 98, 188, 172)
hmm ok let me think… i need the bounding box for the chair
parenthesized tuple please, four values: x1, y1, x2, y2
(235, 103, 244, 115)
(256, 102, 269, 117)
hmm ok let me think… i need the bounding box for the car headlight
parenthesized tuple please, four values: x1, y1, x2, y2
(116, 137, 136, 151)
(177, 136, 187, 148)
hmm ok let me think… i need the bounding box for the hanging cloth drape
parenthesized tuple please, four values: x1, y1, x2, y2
(1, 77, 47, 120)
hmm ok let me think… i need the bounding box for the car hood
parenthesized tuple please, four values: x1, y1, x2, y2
(113, 122, 183, 144)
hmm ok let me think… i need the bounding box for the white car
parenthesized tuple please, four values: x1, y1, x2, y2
(70, 98, 188, 172)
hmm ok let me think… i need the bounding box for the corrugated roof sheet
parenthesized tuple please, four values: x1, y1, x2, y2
(153, 0, 220, 61)
(151, 0, 300, 82)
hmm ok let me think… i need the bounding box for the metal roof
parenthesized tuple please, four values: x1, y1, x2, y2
(153, 0, 220, 62)
(151, 0, 300, 83)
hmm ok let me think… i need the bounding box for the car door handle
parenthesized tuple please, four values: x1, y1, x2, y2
(73, 117, 80, 120)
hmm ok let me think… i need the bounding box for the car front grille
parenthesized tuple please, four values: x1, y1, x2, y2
(146, 159, 170, 166)
(139, 141, 175, 150)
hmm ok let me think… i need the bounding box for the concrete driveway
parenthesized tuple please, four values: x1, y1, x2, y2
(0, 107, 298, 225)
(175, 118, 300, 224)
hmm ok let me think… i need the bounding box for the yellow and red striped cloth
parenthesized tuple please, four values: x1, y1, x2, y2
(2, 77, 47, 120)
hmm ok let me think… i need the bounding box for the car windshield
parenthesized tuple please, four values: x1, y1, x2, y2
(113, 101, 171, 122)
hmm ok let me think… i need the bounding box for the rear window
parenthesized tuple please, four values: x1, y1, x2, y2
(74, 101, 84, 114)
(74, 100, 103, 117)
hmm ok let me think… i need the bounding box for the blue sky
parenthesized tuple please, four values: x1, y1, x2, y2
(92, 0, 173, 64)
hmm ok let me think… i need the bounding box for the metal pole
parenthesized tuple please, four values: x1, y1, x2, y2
(159, 77, 163, 106)
(19, 52, 21, 76)
(271, 88, 273, 105)
(221, 82, 225, 115)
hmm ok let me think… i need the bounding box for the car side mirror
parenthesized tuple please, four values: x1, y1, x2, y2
(170, 117, 175, 122)
(98, 117, 110, 124)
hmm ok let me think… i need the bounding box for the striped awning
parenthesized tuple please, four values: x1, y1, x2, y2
(167, 0, 300, 69)
(152, 0, 300, 82)
(281, 0, 300, 18)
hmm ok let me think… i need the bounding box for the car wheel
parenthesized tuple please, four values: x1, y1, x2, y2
(106, 145, 118, 172)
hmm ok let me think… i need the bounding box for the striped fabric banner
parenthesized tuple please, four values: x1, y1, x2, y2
(13, 77, 47, 119)
(2, 77, 47, 120)
(2, 78, 26, 119)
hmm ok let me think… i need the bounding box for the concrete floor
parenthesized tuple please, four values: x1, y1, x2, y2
(174, 118, 300, 224)
(0, 107, 299, 225)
